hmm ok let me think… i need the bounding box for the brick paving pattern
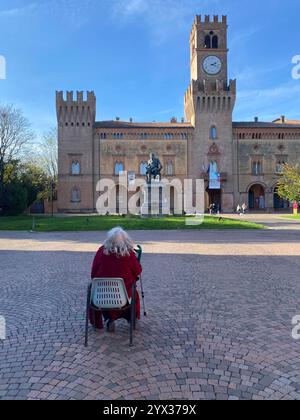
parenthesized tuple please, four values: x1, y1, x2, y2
(0, 229, 300, 400)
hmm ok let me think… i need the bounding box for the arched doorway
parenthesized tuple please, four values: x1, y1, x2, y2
(249, 184, 265, 210)
(206, 188, 222, 212)
(274, 186, 290, 210)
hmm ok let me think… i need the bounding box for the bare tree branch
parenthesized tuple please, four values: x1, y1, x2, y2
(0, 104, 34, 178)
(37, 128, 58, 180)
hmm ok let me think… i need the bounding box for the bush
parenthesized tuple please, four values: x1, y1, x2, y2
(2, 182, 28, 216)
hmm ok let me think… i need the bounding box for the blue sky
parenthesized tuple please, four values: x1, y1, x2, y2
(0, 0, 300, 137)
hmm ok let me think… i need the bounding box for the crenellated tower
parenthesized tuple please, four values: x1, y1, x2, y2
(184, 15, 236, 212)
(56, 91, 96, 127)
(56, 91, 96, 212)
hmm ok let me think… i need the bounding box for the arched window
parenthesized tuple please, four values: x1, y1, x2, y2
(252, 161, 262, 176)
(71, 161, 80, 175)
(140, 162, 148, 175)
(210, 126, 218, 140)
(166, 161, 174, 176)
(204, 35, 211, 49)
(114, 161, 124, 176)
(205, 32, 219, 49)
(212, 35, 218, 49)
(276, 161, 285, 174)
(71, 187, 81, 203)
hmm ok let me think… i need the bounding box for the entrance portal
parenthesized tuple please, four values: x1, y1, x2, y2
(249, 184, 265, 210)
(206, 188, 222, 211)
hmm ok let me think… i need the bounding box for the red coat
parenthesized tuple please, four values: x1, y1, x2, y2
(89, 247, 142, 328)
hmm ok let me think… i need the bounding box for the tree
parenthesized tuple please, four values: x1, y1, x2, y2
(38, 128, 58, 180)
(0, 104, 34, 212)
(277, 164, 300, 205)
(2, 182, 28, 216)
(18, 162, 50, 206)
(1, 160, 49, 215)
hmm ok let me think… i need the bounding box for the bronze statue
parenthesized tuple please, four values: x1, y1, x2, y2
(146, 152, 163, 184)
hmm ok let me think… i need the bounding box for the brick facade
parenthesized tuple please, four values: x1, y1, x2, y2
(57, 15, 300, 213)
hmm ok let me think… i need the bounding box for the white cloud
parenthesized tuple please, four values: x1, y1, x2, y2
(0, 3, 37, 17)
(120, 0, 148, 15)
(234, 81, 300, 120)
(229, 27, 259, 49)
(238, 83, 300, 100)
(233, 62, 290, 85)
(112, 0, 222, 43)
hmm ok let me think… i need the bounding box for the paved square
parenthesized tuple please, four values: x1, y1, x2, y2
(0, 229, 300, 400)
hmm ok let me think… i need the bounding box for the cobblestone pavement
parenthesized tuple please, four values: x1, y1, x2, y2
(224, 212, 300, 230)
(0, 229, 300, 400)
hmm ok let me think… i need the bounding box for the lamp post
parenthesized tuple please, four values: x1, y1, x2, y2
(50, 179, 55, 217)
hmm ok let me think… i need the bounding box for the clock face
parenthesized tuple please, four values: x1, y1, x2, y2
(203, 56, 222, 75)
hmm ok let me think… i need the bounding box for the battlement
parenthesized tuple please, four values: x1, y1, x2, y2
(184, 78, 236, 117)
(185, 79, 236, 98)
(56, 90, 96, 104)
(56, 91, 96, 126)
(190, 15, 227, 39)
(194, 14, 227, 26)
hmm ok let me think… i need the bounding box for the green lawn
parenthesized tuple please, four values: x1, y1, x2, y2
(0, 215, 264, 231)
(282, 215, 300, 220)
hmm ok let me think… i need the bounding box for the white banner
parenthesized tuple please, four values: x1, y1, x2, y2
(209, 162, 221, 190)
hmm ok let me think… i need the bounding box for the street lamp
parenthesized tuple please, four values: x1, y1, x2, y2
(50, 179, 55, 217)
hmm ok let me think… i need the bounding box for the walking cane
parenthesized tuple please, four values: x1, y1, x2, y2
(135, 245, 147, 317)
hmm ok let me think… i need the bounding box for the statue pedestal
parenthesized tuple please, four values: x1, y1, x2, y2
(141, 182, 169, 217)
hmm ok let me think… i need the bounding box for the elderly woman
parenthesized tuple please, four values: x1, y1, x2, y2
(89, 227, 142, 332)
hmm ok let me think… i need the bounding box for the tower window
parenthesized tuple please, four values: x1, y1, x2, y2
(71, 187, 81, 203)
(212, 35, 218, 49)
(71, 161, 81, 175)
(204, 32, 219, 49)
(204, 35, 211, 49)
(210, 126, 218, 140)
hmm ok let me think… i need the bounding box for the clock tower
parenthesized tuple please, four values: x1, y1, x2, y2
(184, 15, 236, 212)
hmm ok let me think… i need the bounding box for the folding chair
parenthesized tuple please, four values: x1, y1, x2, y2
(85, 278, 136, 347)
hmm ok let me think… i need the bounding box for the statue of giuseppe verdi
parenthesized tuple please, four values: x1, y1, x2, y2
(146, 152, 163, 184)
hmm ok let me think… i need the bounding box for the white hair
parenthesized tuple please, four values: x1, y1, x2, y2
(103, 227, 134, 258)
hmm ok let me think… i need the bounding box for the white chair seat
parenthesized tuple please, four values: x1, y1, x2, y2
(91, 278, 130, 310)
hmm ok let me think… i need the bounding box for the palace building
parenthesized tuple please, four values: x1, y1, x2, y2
(56, 15, 300, 213)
